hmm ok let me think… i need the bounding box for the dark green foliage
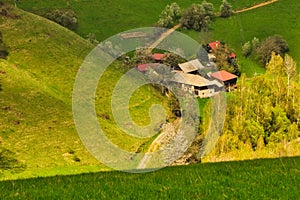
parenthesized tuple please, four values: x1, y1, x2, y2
(162, 52, 186, 68)
(157, 2, 182, 28)
(220, 0, 233, 18)
(255, 35, 289, 66)
(181, 1, 215, 31)
(242, 41, 252, 57)
(45, 9, 78, 30)
(214, 43, 241, 76)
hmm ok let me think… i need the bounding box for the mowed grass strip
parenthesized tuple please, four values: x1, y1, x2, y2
(0, 156, 299, 199)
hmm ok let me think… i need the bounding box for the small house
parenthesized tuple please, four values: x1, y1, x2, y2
(152, 53, 168, 62)
(209, 70, 237, 91)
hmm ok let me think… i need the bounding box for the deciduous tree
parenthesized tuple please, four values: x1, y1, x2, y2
(157, 2, 182, 28)
(220, 0, 233, 18)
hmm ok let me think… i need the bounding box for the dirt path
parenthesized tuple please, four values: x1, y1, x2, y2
(235, 0, 278, 14)
(137, 118, 181, 169)
(148, 24, 181, 52)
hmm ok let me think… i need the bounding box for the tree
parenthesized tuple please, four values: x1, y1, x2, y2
(214, 43, 240, 75)
(284, 54, 297, 97)
(163, 53, 186, 68)
(220, 0, 233, 18)
(242, 41, 252, 57)
(157, 2, 182, 28)
(181, 2, 214, 31)
(201, 1, 215, 20)
(255, 35, 289, 66)
(252, 37, 260, 51)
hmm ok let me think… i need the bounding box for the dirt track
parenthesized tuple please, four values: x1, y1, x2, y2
(235, 0, 278, 14)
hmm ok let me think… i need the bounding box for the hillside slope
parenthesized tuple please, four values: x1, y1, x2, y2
(0, 7, 106, 178)
(0, 5, 172, 179)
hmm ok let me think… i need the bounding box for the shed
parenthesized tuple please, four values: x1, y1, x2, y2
(210, 70, 237, 89)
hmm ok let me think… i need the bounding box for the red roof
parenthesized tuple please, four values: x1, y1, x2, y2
(137, 63, 160, 72)
(208, 41, 221, 50)
(152, 53, 167, 61)
(210, 70, 237, 82)
(230, 52, 236, 59)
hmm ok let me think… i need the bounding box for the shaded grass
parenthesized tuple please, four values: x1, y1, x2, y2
(0, 156, 299, 199)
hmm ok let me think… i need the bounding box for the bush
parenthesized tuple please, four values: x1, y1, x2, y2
(181, 1, 215, 31)
(242, 41, 252, 57)
(0, 32, 8, 59)
(45, 9, 78, 30)
(157, 2, 182, 28)
(220, 0, 233, 18)
(255, 35, 289, 66)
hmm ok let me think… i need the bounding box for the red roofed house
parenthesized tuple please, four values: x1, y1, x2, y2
(137, 63, 161, 72)
(152, 53, 168, 62)
(208, 41, 221, 51)
(210, 70, 237, 91)
(230, 52, 236, 59)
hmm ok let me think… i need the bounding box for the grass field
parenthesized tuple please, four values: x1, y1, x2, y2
(7, 0, 269, 42)
(8, 0, 296, 77)
(0, 7, 171, 179)
(0, 156, 299, 199)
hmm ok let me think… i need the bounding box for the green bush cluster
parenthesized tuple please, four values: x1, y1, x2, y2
(45, 9, 78, 31)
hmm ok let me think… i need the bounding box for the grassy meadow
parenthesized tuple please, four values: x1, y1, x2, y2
(9, 0, 269, 42)
(0, 156, 299, 199)
(9, 0, 300, 77)
(0, 7, 170, 179)
(0, 0, 299, 186)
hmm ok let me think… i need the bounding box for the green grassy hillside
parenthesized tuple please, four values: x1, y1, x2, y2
(0, 156, 299, 199)
(0, 7, 170, 179)
(0, 7, 105, 178)
(10, 0, 300, 77)
(199, 0, 300, 75)
(8, 0, 268, 42)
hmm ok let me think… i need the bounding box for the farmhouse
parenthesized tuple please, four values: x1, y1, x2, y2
(172, 71, 223, 98)
(178, 59, 205, 74)
(208, 41, 221, 52)
(209, 70, 237, 91)
(136, 55, 238, 98)
(152, 53, 168, 62)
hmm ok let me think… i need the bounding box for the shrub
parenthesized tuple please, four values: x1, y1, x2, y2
(0, 32, 8, 59)
(252, 37, 260, 51)
(45, 9, 78, 30)
(255, 35, 289, 66)
(220, 0, 233, 18)
(242, 41, 252, 57)
(181, 1, 215, 31)
(157, 2, 182, 28)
